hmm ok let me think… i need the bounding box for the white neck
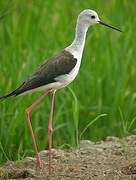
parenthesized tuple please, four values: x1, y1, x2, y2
(65, 19, 89, 60)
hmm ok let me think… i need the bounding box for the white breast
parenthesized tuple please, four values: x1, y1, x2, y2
(54, 49, 82, 88)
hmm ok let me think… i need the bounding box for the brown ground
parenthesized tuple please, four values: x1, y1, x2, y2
(1, 135, 136, 179)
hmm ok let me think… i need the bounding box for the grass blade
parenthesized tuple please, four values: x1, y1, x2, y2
(80, 114, 107, 139)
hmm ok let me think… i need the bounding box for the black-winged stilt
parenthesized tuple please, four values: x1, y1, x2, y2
(0, 9, 121, 175)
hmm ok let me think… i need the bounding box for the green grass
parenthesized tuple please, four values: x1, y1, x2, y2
(0, 0, 136, 163)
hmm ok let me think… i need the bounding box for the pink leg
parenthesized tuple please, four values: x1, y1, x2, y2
(48, 90, 56, 175)
(25, 90, 50, 170)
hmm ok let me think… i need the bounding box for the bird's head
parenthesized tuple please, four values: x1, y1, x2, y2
(78, 9, 122, 32)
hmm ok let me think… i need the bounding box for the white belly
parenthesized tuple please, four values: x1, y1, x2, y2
(55, 59, 81, 87)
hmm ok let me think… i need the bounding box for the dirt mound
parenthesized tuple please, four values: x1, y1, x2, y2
(1, 135, 136, 179)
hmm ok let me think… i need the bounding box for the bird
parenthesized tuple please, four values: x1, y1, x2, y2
(0, 9, 122, 175)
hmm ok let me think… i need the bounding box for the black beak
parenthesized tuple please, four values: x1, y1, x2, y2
(99, 21, 122, 32)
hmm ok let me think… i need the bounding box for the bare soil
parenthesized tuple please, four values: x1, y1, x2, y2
(1, 135, 136, 179)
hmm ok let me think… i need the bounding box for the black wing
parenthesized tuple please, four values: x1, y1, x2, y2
(9, 50, 77, 96)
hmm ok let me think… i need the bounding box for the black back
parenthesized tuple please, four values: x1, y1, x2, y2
(13, 50, 77, 95)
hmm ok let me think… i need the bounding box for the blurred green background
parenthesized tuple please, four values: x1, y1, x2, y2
(0, 0, 136, 163)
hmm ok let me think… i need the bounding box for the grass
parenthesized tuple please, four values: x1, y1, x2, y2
(0, 0, 136, 163)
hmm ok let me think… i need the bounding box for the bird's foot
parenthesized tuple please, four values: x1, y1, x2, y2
(35, 154, 43, 171)
(48, 164, 53, 176)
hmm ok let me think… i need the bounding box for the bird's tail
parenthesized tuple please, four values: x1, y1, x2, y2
(0, 82, 26, 101)
(0, 90, 17, 100)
